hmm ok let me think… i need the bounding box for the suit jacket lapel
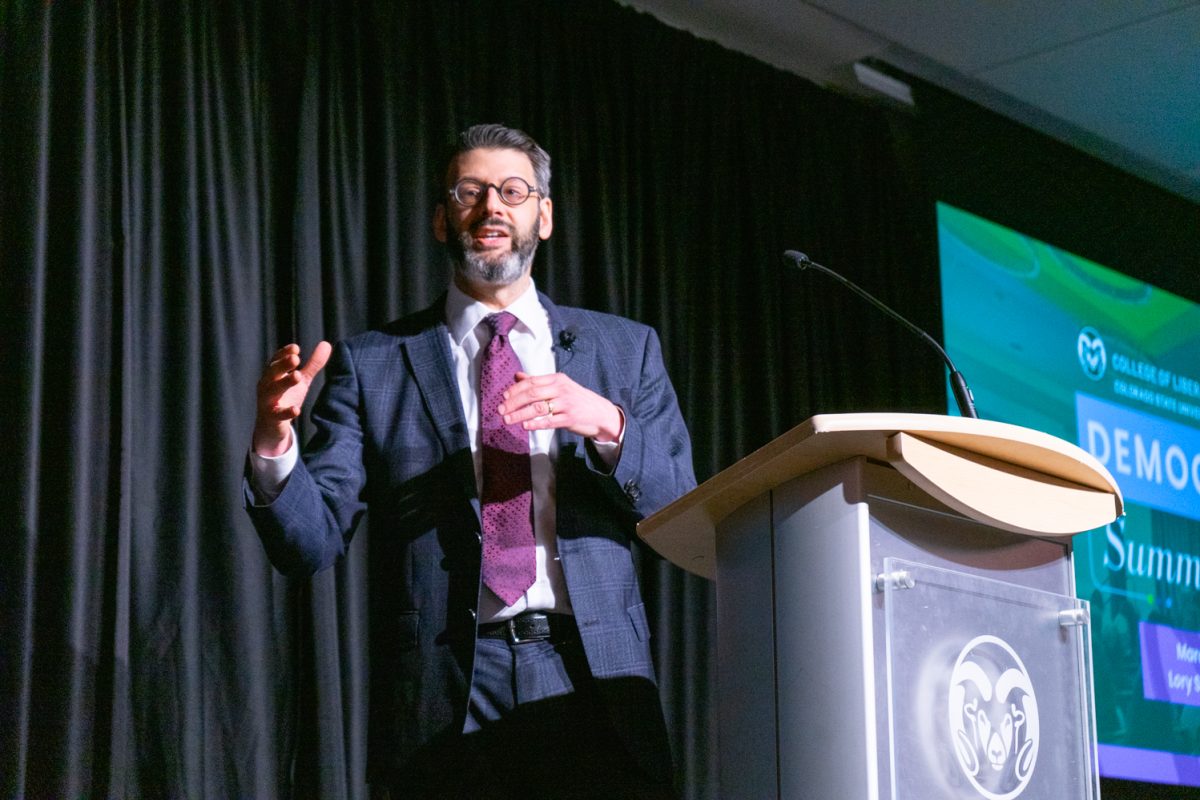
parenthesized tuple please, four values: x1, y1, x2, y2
(542, 292, 594, 386)
(399, 298, 471, 459)
(542, 293, 598, 455)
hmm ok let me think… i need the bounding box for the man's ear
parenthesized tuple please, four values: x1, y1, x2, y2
(433, 202, 448, 243)
(538, 197, 553, 240)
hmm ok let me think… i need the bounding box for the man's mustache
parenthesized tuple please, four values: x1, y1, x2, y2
(468, 217, 515, 236)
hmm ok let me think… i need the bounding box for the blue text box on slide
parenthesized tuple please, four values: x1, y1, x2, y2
(1077, 393, 1200, 523)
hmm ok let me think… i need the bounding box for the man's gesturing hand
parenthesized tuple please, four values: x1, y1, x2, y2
(253, 342, 332, 457)
(497, 371, 624, 443)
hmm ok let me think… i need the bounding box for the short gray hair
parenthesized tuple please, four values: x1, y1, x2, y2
(445, 123, 552, 198)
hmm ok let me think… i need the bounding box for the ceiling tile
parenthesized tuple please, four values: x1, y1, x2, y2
(809, 0, 1193, 73)
(978, 6, 1200, 180)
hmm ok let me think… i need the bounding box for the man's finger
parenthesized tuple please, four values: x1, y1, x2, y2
(299, 340, 332, 380)
(510, 371, 561, 385)
(259, 365, 303, 395)
(269, 350, 299, 368)
(503, 372, 559, 405)
(267, 353, 301, 379)
(267, 404, 301, 421)
(270, 343, 300, 362)
(499, 387, 545, 416)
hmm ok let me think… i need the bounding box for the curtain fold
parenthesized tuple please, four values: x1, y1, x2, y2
(4, 1, 943, 797)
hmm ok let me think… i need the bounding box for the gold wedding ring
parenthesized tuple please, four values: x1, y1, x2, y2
(546, 400, 555, 416)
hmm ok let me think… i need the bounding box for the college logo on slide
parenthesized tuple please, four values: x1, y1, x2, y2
(948, 636, 1040, 800)
(1077, 327, 1106, 380)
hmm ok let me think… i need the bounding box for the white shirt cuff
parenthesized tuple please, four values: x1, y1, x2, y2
(248, 429, 298, 504)
(589, 407, 625, 471)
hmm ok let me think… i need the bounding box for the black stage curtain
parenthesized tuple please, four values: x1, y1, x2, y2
(1, 1, 941, 797)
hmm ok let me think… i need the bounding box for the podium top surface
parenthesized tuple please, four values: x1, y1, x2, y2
(637, 412, 1124, 579)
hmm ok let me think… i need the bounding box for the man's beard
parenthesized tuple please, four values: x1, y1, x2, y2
(447, 215, 541, 287)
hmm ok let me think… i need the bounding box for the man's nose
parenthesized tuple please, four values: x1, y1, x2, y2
(482, 184, 509, 214)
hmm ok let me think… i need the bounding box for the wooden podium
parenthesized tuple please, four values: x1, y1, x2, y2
(639, 413, 1123, 799)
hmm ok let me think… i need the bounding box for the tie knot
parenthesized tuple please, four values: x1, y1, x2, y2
(485, 311, 519, 338)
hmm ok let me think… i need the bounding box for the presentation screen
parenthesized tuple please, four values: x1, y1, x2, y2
(939, 201, 1200, 788)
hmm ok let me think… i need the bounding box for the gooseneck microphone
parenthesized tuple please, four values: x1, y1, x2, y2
(783, 250, 979, 419)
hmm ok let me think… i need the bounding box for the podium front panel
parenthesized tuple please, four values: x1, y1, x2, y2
(883, 558, 1099, 800)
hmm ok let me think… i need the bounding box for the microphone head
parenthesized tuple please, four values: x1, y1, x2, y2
(557, 327, 577, 351)
(782, 250, 811, 269)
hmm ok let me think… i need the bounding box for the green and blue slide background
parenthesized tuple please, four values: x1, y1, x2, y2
(939, 202, 1200, 786)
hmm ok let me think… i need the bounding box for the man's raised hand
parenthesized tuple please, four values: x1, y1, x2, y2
(253, 342, 332, 457)
(498, 371, 624, 443)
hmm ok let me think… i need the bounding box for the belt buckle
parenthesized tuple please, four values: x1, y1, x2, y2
(506, 616, 527, 645)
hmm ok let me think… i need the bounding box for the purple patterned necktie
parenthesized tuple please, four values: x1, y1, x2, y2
(479, 311, 536, 605)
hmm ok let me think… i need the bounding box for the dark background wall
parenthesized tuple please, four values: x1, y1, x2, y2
(2, 1, 1196, 797)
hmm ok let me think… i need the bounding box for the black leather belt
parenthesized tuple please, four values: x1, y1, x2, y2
(477, 611, 577, 644)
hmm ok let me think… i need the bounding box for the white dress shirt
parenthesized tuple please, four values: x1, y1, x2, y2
(249, 280, 620, 623)
(443, 280, 570, 621)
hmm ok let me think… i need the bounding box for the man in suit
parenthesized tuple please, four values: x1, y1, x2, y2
(245, 124, 695, 798)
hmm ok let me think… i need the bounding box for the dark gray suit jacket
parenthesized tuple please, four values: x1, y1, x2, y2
(246, 292, 696, 782)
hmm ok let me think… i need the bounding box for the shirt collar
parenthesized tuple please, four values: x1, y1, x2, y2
(445, 279, 549, 346)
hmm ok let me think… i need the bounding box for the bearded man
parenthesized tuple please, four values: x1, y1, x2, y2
(245, 124, 696, 798)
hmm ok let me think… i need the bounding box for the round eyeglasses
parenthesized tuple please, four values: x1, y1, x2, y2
(450, 177, 540, 207)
